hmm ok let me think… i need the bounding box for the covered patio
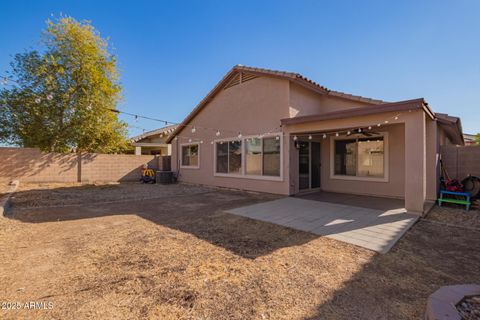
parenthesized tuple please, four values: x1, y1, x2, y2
(297, 191, 404, 211)
(283, 100, 439, 214)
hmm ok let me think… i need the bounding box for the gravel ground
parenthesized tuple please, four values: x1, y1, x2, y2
(1, 183, 479, 319)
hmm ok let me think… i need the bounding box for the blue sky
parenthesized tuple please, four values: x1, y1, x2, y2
(1, 0, 479, 135)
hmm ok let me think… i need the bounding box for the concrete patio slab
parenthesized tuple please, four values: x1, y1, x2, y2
(225, 197, 419, 253)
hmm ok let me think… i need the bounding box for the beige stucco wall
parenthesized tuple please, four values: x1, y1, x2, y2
(171, 73, 440, 213)
(288, 83, 374, 117)
(171, 76, 292, 194)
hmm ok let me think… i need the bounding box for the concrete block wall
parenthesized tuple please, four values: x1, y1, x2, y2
(0, 147, 159, 183)
(441, 145, 480, 180)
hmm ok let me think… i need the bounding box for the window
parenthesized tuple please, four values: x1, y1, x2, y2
(228, 140, 242, 173)
(262, 137, 281, 176)
(216, 142, 228, 173)
(181, 144, 199, 168)
(244, 136, 281, 177)
(245, 138, 262, 175)
(333, 136, 385, 179)
(215, 134, 282, 179)
(215, 140, 242, 174)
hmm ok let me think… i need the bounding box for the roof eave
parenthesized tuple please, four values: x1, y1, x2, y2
(281, 98, 430, 125)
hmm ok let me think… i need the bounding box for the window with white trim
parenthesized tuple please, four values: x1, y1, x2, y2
(334, 136, 384, 178)
(216, 134, 282, 178)
(181, 143, 199, 168)
(216, 140, 242, 174)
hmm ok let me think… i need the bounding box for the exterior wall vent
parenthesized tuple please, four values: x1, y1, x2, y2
(224, 72, 259, 90)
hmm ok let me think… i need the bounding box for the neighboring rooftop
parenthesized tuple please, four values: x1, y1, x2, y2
(130, 124, 177, 143)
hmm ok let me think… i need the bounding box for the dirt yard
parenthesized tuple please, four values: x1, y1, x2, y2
(1, 183, 479, 319)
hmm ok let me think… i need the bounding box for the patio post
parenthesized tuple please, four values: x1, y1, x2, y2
(404, 111, 427, 214)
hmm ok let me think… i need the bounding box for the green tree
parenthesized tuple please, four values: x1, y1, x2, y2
(0, 17, 129, 153)
(476, 133, 480, 144)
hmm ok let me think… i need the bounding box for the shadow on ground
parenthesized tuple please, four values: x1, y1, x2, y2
(303, 216, 480, 319)
(5, 184, 480, 319)
(9, 187, 319, 259)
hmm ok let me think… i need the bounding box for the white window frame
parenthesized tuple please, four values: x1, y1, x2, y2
(329, 132, 389, 182)
(180, 143, 200, 169)
(213, 133, 283, 181)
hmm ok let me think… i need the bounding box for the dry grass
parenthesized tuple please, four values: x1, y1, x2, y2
(1, 183, 479, 319)
(425, 204, 480, 230)
(0, 180, 12, 195)
(12, 182, 211, 208)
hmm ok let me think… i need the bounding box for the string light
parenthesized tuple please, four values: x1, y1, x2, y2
(1, 72, 404, 145)
(188, 138, 192, 143)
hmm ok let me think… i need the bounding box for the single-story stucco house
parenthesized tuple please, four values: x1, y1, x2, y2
(166, 65, 464, 214)
(130, 125, 177, 155)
